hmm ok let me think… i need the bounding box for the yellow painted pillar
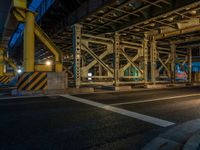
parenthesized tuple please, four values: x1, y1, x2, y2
(0, 48, 4, 76)
(23, 11, 35, 72)
(55, 63, 63, 72)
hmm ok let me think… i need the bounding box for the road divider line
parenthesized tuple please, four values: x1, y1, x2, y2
(111, 93, 200, 106)
(0, 95, 49, 100)
(61, 94, 175, 127)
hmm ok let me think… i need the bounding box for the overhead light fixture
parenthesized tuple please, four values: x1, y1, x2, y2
(190, 10, 197, 15)
(88, 73, 92, 81)
(98, 10, 104, 14)
(168, 17, 174, 21)
(86, 17, 92, 21)
(150, 23, 155, 27)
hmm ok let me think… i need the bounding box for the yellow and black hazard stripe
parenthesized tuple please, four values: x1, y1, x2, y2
(17, 72, 47, 91)
(0, 76, 10, 84)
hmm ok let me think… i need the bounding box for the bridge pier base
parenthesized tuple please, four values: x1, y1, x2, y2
(16, 72, 68, 91)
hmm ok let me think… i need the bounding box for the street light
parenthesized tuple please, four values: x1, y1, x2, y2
(45, 60, 51, 66)
(17, 69, 22, 74)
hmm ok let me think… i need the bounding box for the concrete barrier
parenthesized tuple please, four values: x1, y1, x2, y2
(146, 84, 168, 89)
(47, 72, 68, 90)
(101, 85, 132, 91)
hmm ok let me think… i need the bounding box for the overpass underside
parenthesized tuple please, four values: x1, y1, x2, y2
(59, 0, 200, 88)
(3, 0, 200, 91)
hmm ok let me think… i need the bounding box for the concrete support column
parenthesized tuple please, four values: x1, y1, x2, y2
(143, 34, 149, 84)
(150, 37, 157, 84)
(23, 11, 35, 72)
(73, 24, 82, 88)
(0, 48, 4, 76)
(170, 42, 176, 83)
(114, 32, 120, 87)
(188, 48, 192, 83)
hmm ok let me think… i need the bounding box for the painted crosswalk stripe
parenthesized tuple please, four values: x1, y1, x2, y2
(61, 94, 175, 127)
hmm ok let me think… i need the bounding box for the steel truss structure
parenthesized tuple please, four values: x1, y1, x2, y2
(67, 0, 200, 87)
(4, 0, 200, 88)
(72, 24, 192, 87)
(73, 25, 151, 87)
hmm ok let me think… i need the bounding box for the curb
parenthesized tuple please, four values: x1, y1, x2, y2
(183, 130, 200, 150)
(143, 119, 200, 150)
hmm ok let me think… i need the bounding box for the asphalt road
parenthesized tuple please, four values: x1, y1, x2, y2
(1, 86, 200, 149)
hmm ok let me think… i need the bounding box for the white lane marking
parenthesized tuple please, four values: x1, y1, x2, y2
(0, 99, 60, 106)
(0, 95, 49, 100)
(111, 93, 200, 106)
(61, 94, 175, 127)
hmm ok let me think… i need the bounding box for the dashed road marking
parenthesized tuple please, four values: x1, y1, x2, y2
(61, 94, 175, 127)
(111, 93, 200, 106)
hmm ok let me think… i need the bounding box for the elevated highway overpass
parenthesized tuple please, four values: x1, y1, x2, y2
(1, 1, 200, 149)
(1, 0, 200, 89)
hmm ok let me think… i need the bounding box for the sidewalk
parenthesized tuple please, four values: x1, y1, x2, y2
(143, 119, 200, 150)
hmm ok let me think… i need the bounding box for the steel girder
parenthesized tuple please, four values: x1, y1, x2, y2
(72, 27, 194, 87)
(0, 47, 17, 76)
(149, 38, 192, 84)
(34, 0, 200, 86)
(12, 3, 63, 72)
(72, 24, 149, 87)
(6, 0, 197, 86)
(43, 0, 200, 56)
(37, 0, 200, 86)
